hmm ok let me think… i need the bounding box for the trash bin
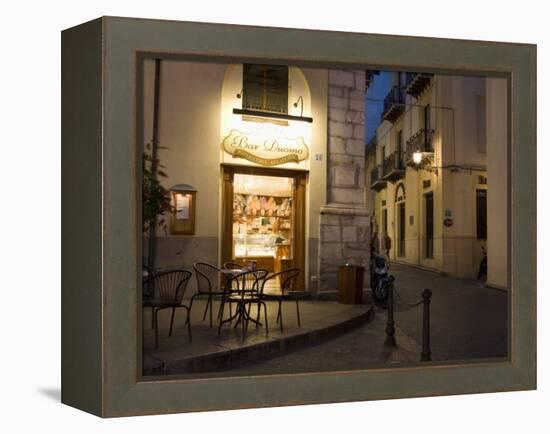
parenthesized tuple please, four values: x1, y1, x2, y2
(338, 264, 365, 304)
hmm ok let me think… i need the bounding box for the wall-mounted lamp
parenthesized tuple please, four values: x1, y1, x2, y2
(412, 150, 435, 166)
(293, 96, 304, 117)
(412, 150, 423, 165)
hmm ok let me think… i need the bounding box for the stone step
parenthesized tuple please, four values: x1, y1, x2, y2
(143, 300, 374, 376)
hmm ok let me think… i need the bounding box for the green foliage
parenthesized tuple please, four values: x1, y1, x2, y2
(142, 143, 172, 234)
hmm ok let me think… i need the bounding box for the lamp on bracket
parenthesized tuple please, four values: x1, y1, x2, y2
(411, 149, 436, 174)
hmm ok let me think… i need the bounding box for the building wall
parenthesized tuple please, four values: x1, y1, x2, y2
(142, 60, 225, 295)
(486, 77, 509, 289)
(319, 70, 370, 294)
(365, 147, 376, 220)
(142, 59, 329, 293)
(302, 67, 328, 292)
(370, 74, 494, 280)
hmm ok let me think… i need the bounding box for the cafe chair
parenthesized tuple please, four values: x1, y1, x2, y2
(142, 269, 193, 349)
(218, 269, 269, 338)
(191, 262, 226, 328)
(260, 268, 301, 332)
(222, 261, 246, 296)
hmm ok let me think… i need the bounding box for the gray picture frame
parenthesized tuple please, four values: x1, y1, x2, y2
(61, 16, 536, 417)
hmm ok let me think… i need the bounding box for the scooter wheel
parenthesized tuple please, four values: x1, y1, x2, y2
(373, 283, 389, 303)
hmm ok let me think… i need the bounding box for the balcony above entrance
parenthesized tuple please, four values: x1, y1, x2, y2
(381, 86, 406, 123)
(383, 151, 406, 183)
(370, 166, 387, 191)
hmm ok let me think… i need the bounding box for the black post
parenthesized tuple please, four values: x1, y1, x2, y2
(420, 288, 432, 361)
(384, 277, 396, 346)
(147, 58, 161, 276)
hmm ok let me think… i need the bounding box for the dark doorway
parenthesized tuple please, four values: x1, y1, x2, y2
(425, 192, 434, 258)
(476, 189, 487, 240)
(397, 202, 405, 257)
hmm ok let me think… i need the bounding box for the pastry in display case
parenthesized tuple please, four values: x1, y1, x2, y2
(232, 191, 293, 272)
(234, 234, 277, 257)
(231, 174, 295, 272)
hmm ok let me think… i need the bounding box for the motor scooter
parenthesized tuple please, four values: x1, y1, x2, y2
(370, 253, 391, 303)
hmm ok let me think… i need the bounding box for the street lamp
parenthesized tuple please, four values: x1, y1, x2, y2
(413, 150, 423, 165)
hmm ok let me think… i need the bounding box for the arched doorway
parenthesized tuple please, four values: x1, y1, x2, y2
(394, 183, 406, 258)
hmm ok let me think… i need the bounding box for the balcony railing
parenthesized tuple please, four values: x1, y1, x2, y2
(381, 86, 406, 123)
(406, 128, 435, 161)
(370, 166, 387, 191)
(382, 151, 406, 182)
(405, 72, 433, 98)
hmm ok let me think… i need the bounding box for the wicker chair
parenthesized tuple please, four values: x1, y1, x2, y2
(191, 263, 226, 327)
(260, 268, 301, 332)
(142, 269, 193, 348)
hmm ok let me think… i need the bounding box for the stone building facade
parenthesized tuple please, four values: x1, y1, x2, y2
(142, 61, 372, 296)
(318, 70, 370, 294)
(366, 72, 508, 288)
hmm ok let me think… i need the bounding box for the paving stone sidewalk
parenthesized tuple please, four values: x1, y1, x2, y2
(225, 307, 421, 376)
(143, 300, 373, 377)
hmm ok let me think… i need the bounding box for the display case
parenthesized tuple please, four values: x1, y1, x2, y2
(234, 233, 278, 258)
(232, 192, 293, 271)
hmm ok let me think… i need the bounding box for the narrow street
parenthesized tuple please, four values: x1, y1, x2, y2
(390, 262, 508, 361)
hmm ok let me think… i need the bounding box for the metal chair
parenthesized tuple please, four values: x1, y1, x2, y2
(142, 269, 193, 349)
(222, 261, 245, 299)
(260, 268, 301, 332)
(191, 263, 226, 327)
(218, 269, 269, 338)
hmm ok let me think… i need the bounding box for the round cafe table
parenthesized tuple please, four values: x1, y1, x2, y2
(220, 268, 245, 277)
(218, 268, 263, 331)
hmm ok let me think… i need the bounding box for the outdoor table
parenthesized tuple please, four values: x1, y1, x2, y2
(220, 268, 246, 276)
(219, 268, 263, 329)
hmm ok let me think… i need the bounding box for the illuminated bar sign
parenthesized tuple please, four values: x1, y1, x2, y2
(222, 128, 310, 166)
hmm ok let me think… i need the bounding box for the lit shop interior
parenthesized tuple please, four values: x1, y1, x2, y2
(232, 174, 294, 272)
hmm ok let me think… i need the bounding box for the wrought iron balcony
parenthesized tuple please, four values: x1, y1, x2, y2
(382, 151, 406, 183)
(405, 72, 433, 98)
(381, 86, 406, 123)
(406, 128, 435, 162)
(370, 166, 387, 191)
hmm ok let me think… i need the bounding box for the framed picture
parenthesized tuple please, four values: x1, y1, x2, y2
(61, 16, 536, 417)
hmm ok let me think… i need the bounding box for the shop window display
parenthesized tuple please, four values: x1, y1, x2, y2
(232, 174, 294, 272)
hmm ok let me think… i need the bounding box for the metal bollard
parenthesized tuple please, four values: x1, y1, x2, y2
(384, 276, 396, 346)
(420, 288, 432, 361)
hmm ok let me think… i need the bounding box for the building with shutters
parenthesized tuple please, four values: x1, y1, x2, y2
(366, 71, 508, 288)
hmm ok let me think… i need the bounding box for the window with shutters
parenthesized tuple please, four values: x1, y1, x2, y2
(242, 64, 289, 114)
